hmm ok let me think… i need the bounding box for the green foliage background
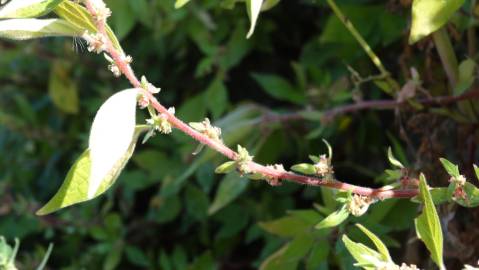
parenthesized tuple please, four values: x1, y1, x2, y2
(1, 0, 478, 269)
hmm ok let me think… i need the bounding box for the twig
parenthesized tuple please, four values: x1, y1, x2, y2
(83, 0, 421, 200)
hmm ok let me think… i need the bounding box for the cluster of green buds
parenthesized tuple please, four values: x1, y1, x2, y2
(144, 107, 175, 142)
(291, 139, 334, 181)
(189, 118, 222, 143)
(440, 158, 469, 201)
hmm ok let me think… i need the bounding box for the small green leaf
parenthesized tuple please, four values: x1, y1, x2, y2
(175, 0, 190, 9)
(454, 59, 476, 95)
(387, 147, 404, 168)
(474, 164, 479, 182)
(355, 224, 391, 262)
(215, 161, 236, 174)
(409, 0, 465, 44)
(342, 235, 385, 270)
(48, 60, 79, 114)
(246, 0, 264, 38)
(0, 18, 81, 40)
(259, 210, 321, 237)
(439, 158, 460, 178)
(36, 126, 147, 215)
(291, 163, 316, 175)
(36, 243, 53, 270)
(411, 187, 449, 205)
(252, 73, 305, 104)
(315, 205, 349, 230)
(323, 139, 333, 159)
(208, 172, 248, 215)
(0, 0, 63, 19)
(414, 174, 445, 269)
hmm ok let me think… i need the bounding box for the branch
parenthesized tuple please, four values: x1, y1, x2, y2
(83, 0, 419, 200)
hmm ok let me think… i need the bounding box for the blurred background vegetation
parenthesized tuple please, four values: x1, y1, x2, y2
(1, 0, 479, 269)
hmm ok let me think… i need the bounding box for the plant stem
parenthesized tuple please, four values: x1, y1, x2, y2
(432, 27, 459, 90)
(326, 0, 399, 94)
(83, 0, 420, 200)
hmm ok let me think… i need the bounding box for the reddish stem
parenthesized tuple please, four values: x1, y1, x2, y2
(83, 0, 420, 200)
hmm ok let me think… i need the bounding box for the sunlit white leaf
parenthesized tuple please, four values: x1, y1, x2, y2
(0, 18, 81, 40)
(246, 0, 264, 38)
(88, 88, 139, 199)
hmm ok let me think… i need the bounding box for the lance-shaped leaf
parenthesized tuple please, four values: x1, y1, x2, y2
(36, 125, 147, 215)
(0, 0, 63, 19)
(315, 204, 349, 230)
(88, 89, 139, 199)
(342, 235, 385, 270)
(0, 18, 81, 40)
(414, 174, 445, 269)
(246, 0, 264, 38)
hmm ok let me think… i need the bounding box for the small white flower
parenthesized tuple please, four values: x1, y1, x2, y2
(108, 63, 121, 77)
(82, 31, 107, 54)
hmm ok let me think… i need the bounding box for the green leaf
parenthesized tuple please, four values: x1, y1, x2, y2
(409, 0, 465, 44)
(88, 89, 139, 199)
(0, 0, 63, 19)
(204, 79, 229, 119)
(259, 210, 321, 237)
(355, 224, 391, 262)
(215, 161, 236, 174)
(261, 234, 315, 270)
(252, 73, 305, 104)
(0, 18, 81, 40)
(246, 0, 264, 38)
(387, 147, 404, 168)
(291, 163, 316, 175)
(315, 205, 349, 230)
(455, 59, 476, 95)
(36, 243, 54, 270)
(175, 0, 191, 9)
(414, 174, 444, 269)
(48, 60, 79, 114)
(323, 139, 333, 159)
(208, 172, 248, 215)
(36, 126, 147, 215)
(439, 158, 460, 178)
(342, 235, 385, 270)
(411, 187, 449, 205)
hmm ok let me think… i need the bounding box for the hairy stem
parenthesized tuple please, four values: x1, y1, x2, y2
(83, 0, 420, 199)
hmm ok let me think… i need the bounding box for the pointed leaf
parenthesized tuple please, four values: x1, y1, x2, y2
(88, 89, 139, 199)
(48, 60, 79, 114)
(315, 205, 349, 230)
(355, 224, 391, 262)
(0, 18, 81, 40)
(387, 147, 404, 168)
(439, 158, 460, 178)
(414, 174, 444, 269)
(409, 0, 465, 44)
(0, 0, 63, 19)
(291, 163, 316, 175)
(175, 0, 190, 9)
(246, 0, 264, 38)
(215, 161, 236, 174)
(36, 126, 147, 215)
(208, 172, 248, 215)
(474, 164, 479, 182)
(342, 235, 384, 270)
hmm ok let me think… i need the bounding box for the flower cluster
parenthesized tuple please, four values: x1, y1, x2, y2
(236, 145, 253, 175)
(82, 31, 107, 54)
(189, 118, 222, 143)
(89, 0, 111, 23)
(264, 164, 285, 186)
(146, 107, 175, 135)
(347, 194, 374, 217)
